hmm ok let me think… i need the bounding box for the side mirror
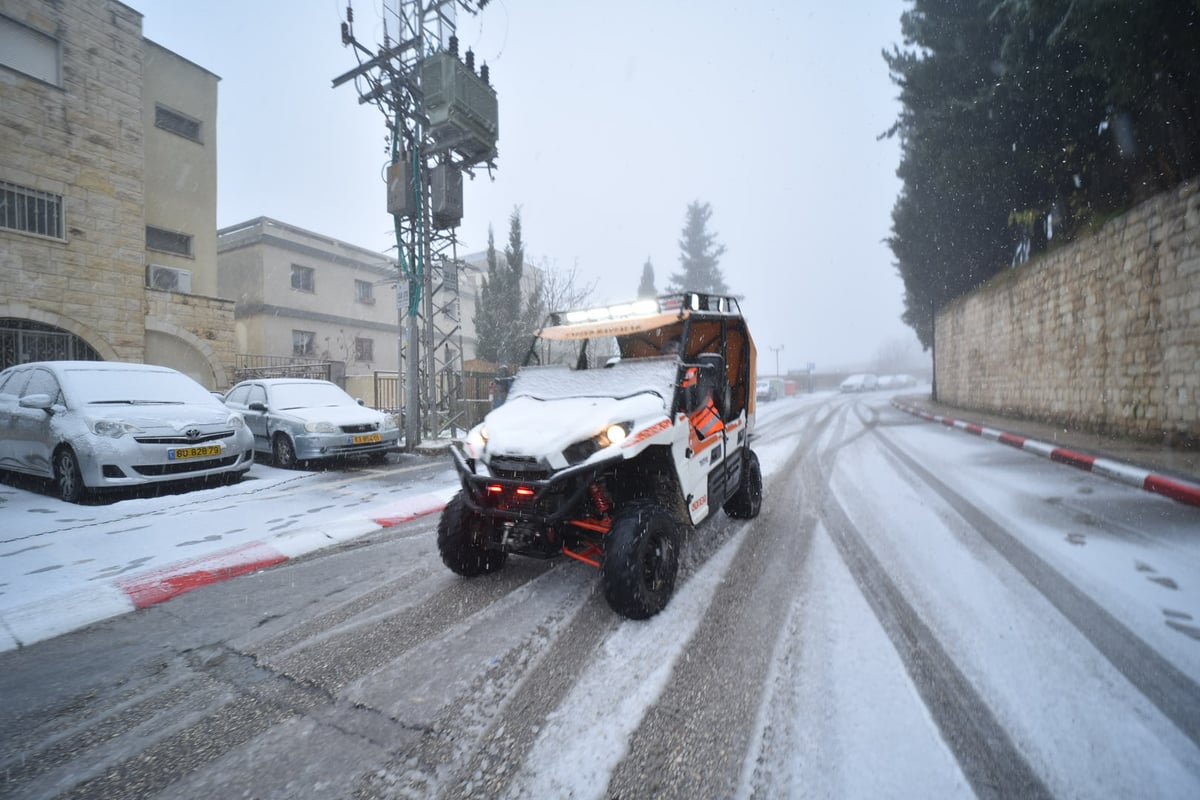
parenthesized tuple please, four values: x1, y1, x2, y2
(248, 401, 268, 412)
(19, 393, 55, 411)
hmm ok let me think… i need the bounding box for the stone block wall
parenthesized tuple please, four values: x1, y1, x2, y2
(0, 0, 148, 362)
(935, 181, 1200, 445)
(145, 290, 237, 390)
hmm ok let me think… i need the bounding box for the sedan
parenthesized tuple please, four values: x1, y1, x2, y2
(222, 378, 400, 468)
(0, 361, 255, 502)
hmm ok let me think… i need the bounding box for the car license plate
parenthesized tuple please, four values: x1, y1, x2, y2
(352, 433, 383, 445)
(168, 445, 222, 460)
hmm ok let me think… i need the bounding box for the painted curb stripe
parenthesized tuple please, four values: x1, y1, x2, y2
(373, 504, 446, 528)
(891, 400, 1200, 510)
(117, 542, 288, 609)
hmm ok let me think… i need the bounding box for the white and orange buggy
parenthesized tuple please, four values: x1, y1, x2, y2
(440, 292, 763, 618)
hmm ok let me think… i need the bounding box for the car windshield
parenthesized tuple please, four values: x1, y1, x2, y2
(61, 367, 218, 405)
(269, 382, 355, 410)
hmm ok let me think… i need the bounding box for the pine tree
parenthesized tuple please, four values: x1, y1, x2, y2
(637, 258, 657, 298)
(668, 201, 728, 294)
(473, 208, 543, 368)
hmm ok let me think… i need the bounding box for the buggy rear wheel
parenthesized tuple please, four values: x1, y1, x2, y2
(438, 491, 507, 576)
(723, 448, 762, 519)
(602, 502, 679, 619)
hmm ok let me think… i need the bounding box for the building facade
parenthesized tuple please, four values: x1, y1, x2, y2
(0, 0, 234, 388)
(217, 217, 408, 403)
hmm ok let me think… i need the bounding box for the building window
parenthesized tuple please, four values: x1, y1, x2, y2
(154, 103, 202, 143)
(0, 15, 61, 87)
(146, 225, 193, 257)
(292, 330, 316, 356)
(354, 337, 374, 362)
(0, 180, 64, 239)
(291, 264, 315, 292)
(355, 279, 375, 304)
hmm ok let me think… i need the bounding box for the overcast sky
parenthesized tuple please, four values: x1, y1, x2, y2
(135, 0, 922, 373)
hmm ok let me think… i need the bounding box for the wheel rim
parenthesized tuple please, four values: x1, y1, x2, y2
(641, 530, 670, 592)
(57, 451, 79, 500)
(275, 436, 295, 467)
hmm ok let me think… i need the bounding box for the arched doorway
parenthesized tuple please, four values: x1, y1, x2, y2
(0, 318, 102, 370)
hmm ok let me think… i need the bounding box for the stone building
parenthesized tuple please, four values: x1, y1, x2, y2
(0, 0, 234, 388)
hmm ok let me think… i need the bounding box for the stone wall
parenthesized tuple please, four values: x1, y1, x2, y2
(0, 0, 147, 362)
(145, 290, 237, 390)
(935, 181, 1200, 445)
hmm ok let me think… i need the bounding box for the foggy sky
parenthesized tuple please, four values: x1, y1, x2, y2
(135, 0, 922, 373)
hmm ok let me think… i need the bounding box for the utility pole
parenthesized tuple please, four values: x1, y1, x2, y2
(334, 0, 497, 448)
(768, 344, 784, 377)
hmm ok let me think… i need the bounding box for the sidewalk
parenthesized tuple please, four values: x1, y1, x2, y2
(892, 393, 1200, 508)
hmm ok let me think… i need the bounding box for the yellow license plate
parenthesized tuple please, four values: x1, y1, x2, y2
(169, 445, 222, 460)
(352, 433, 383, 445)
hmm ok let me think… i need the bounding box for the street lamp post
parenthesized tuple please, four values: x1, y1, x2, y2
(769, 344, 784, 377)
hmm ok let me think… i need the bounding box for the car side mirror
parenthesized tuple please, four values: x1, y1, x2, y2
(19, 393, 55, 411)
(357, 398, 365, 406)
(248, 401, 268, 412)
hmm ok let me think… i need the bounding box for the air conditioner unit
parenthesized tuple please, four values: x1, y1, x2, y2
(146, 264, 192, 293)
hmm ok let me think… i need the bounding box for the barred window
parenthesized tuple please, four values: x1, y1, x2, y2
(292, 330, 316, 356)
(154, 104, 202, 143)
(0, 180, 64, 239)
(291, 264, 315, 292)
(146, 225, 192, 256)
(354, 337, 374, 362)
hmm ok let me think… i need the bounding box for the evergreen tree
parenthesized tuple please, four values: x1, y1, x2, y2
(473, 208, 543, 368)
(637, 258, 657, 298)
(668, 201, 728, 294)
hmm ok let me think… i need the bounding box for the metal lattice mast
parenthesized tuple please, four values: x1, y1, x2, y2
(334, 0, 497, 447)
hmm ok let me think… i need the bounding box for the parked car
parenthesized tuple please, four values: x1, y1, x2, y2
(840, 374, 868, 392)
(222, 378, 400, 468)
(756, 379, 777, 403)
(0, 361, 255, 502)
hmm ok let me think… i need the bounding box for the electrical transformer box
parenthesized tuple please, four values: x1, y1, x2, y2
(387, 159, 414, 218)
(421, 51, 498, 164)
(431, 164, 463, 229)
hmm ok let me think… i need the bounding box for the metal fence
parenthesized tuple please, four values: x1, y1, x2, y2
(233, 354, 333, 383)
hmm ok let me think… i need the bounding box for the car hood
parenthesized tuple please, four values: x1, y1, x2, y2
(273, 405, 382, 426)
(84, 403, 235, 431)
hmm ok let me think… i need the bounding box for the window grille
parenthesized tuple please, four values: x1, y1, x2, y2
(291, 264, 315, 292)
(292, 330, 316, 356)
(0, 180, 63, 239)
(355, 279, 375, 304)
(154, 104, 202, 143)
(354, 337, 374, 361)
(146, 226, 193, 256)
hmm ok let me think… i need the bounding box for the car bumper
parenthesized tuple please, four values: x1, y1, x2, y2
(291, 430, 401, 460)
(75, 431, 256, 489)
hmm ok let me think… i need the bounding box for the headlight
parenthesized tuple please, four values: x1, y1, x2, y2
(227, 414, 245, 430)
(467, 425, 487, 449)
(383, 413, 399, 430)
(92, 419, 141, 438)
(304, 421, 338, 433)
(603, 423, 629, 447)
(563, 422, 633, 465)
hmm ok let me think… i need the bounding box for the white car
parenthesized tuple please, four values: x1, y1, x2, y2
(0, 361, 255, 502)
(222, 378, 400, 468)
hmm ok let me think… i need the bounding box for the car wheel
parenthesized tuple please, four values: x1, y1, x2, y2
(437, 492, 506, 576)
(272, 433, 299, 469)
(723, 449, 763, 519)
(54, 447, 88, 504)
(602, 502, 679, 619)
(366, 450, 389, 465)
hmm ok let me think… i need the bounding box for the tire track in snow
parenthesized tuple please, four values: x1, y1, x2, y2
(870, 425, 1200, 753)
(810, 405, 1054, 799)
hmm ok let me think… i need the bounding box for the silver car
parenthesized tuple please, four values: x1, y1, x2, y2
(0, 361, 255, 503)
(222, 378, 400, 468)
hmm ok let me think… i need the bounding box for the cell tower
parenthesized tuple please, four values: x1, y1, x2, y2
(333, 0, 498, 448)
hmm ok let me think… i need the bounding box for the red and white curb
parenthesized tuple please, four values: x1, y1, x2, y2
(892, 400, 1200, 509)
(0, 494, 451, 652)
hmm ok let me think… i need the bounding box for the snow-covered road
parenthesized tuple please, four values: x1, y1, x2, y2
(2, 390, 1198, 799)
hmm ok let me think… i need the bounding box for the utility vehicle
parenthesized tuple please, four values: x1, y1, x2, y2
(439, 292, 763, 618)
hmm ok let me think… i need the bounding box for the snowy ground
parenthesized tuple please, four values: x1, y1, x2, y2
(3, 388, 1199, 798)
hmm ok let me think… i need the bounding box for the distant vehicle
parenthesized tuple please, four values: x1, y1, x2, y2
(877, 374, 896, 389)
(756, 379, 778, 403)
(0, 361, 255, 503)
(840, 374, 868, 392)
(222, 378, 400, 468)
